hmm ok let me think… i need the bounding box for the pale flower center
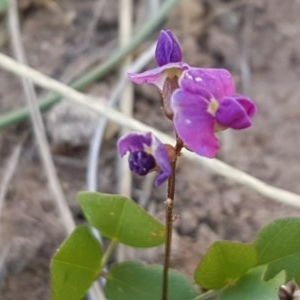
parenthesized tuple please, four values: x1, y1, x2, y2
(207, 98, 219, 116)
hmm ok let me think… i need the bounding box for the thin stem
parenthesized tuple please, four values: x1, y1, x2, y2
(100, 240, 118, 270)
(162, 162, 176, 300)
(162, 139, 183, 300)
(192, 290, 217, 300)
(8, 0, 75, 236)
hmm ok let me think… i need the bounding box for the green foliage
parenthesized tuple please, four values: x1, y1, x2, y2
(195, 218, 300, 296)
(50, 197, 300, 300)
(104, 261, 198, 300)
(51, 225, 102, 300)
(255, 217, 300, 284)
(78, 192, 165, 248)
(194, 241, 257, 290)
(0, 0, 8, 13)
(217, 266, 285, 300)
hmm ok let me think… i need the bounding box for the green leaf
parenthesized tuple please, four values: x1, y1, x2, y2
(254, 217, 300, 283)
(51, 225, 102, 300)
(218, 266, 285, 300)
(263, 253, 300, 283)
(0, 0, 8, 13)
(78, 192, 165, 248)
(104, 261, 198, 300)
(194, 241, 257, 289)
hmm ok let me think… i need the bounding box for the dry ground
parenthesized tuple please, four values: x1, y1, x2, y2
(0, 0, 300, 299)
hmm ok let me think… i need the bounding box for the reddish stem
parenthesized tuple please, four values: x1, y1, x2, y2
(162, 139, 183, 300)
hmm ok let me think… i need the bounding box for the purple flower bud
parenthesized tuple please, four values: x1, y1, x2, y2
(128, 31, 186, 119)
(155, 30, 182, 66)
(117, 132, 171, 186)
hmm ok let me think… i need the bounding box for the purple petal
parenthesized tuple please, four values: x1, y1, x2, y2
(171, 89, 219, 158)
(118, 132, 171, 186)
(128, 62, 189, 90)
(155, 31, 173, 66)
(179, 68, 235, 101)
(235, 96, 257, 118)
(117, 132, 152, 156)
(215, 96, 256, 129)
(166, 30, 182, 63)
(155, 30, 182, 66)
(151, 137, 172, 186)
(128, 151, 156, 176)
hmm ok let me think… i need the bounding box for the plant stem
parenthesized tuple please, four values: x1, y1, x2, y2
(100, 240, 118, 271)
(162, 139, 183, 300)
(0, 0, 179, 131)
(192, 290, 217, 300)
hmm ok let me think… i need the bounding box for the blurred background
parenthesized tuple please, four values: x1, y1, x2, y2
(0, 0, 300, 299)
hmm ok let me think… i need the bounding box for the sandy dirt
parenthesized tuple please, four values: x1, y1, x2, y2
(0, 0, 300, 299)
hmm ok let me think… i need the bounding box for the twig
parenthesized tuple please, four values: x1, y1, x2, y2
(8, 0, 75, 235)
(7, 2, 105, 299)
(192, 290, 217, 300)
(162, 140, 182, 300)
(87, 43, 155, 191)
(86, 38, 155, 297)
(115, 0, 134, 264)
(0, 245, 9, 283)
(86, 46, 155, 273)
(77, 0, 107, 54)
(0, 141, 18, 284)
(0, 141, 23, 222)
(0, 0, 179, 130)
(134, 0, 160, 210)
(0, 53, 300, 209)
(148, 0, 161, 15)
(240, 4, 254, 96)
(87, 0, 106, 41)
(118, 0, 133, 198)
(221, 3, 255, 159)
(203, 0, 258, 29)
(86, 45, 156, 268)
(0, 140, 23, 283)
(138, 174, 155, 209)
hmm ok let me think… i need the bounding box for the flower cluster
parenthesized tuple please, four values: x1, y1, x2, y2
(118, 30, 257, 185)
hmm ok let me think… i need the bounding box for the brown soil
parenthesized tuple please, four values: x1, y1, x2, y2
(1, 0, 300, 299)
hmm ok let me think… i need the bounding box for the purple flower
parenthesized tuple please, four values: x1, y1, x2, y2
(171, 68, 257, 158)
(128, 30, 184, 90)
(117, 132, 171, 186)
(128, 29, 257, 159)
(155, 30, 182, 66)
(128, 62, 189, 119)
(128, 30, 188, 119)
